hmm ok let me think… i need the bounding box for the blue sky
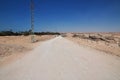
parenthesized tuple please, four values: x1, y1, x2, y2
(0, 0, 120, 32)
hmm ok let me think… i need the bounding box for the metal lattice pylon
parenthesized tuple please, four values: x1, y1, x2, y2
(31, 0, 35, 43)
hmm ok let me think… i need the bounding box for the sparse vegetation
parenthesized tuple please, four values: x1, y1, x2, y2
(34, 32, 60, 35)
(0, 30, 60, 36)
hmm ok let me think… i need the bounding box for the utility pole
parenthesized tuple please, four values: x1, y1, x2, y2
(31, 0, 35, 43)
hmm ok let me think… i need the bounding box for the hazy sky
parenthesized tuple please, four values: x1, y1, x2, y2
(0, 0, 120, 32)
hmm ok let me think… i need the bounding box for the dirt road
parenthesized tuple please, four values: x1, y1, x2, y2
(0, 36, 120, 80)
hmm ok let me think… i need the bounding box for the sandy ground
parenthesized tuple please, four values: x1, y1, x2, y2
(65, 33, 120, 57)
(0, 36, 120, 80)
(0, 35, 55, 59)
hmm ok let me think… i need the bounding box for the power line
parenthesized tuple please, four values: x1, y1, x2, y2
(31, 0, 35, 43)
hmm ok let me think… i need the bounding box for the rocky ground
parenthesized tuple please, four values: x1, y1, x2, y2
(64, 32, 120, 57)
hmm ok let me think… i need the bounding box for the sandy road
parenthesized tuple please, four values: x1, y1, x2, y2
(0, 36, 120, 80)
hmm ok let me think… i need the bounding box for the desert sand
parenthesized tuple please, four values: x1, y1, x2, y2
(65, 32, 120, 57)
(0, 36, 120, 80)
(0, 35, 55, 60)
